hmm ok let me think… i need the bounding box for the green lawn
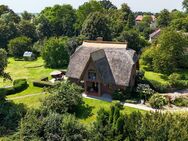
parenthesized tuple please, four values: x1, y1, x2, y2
(144, 71, 169, 85)
(0, 57, 55, 97)
(78, 98, 145, 124)
(11, 94, 49, 109)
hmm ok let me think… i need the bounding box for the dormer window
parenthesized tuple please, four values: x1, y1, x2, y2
(88, 70, 96, 80)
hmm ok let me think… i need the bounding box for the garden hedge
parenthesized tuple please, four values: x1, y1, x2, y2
(33, 81, 55, 88)
(0, 79, 28, 95)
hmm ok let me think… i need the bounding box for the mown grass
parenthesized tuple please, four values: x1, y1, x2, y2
(144, 71, 169, 85)
(78, 98, 146, 124)
(0, 57, 55, 97)
(11, 94, 49, 109)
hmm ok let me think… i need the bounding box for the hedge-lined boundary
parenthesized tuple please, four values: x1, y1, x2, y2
(0, 79, 28, 95)
(33, 81, 55, 88)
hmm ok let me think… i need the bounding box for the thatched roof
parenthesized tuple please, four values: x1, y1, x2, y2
(66, 41, 138, 86)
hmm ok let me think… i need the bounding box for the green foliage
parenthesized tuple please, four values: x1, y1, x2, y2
(76, 0, 103, 32)
(42, 37, 69, 68)
(112, 89, 125, 101)
(33, 81, 55, 88)
(140, 46, 156, 70)
(117, 29, 148, 52)
(0, 49, 7, 74)
(40, 4, 76, 37)
(136, 83, 155, 100)
(99, 0, 117, 10)
(20, 112, 89, 141)
(35, 15, 52, 39)
(65, 35, 86, 56)
(0, 79, 28, 95)
(42, 81, 83, 114)
(21, 11, 33, 21)
(93, 107, 188, 140)
(149, 94, 167, 109)
(81, 12, 111, 40)
(157, 9, 171, 27)
(126, 12, 135, 29)
(17, 20, 37, 42)
(142, 29, 187, 74)
(183, 0, 188, 13)
(0, 20, 18, 49)
(173, 96, 188, 107)
(0, 99, 26, 136)
(8, 36, 32, 58)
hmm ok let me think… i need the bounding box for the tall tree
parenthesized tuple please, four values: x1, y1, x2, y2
(76, 0, 103, 33)
(183, 0, 188, 13)
(0, 49, 7, 76)
(120, 3, 132, 21)
(41, 4, 76, 36)
(8, 36, 32, 58)
(99, 0, 117, 10)
(117, 29, 148, 52)
(21, 11, 33, 21)
(18, 20, 38, 42)
(81, 12, 111, 40)
(157, 9, 171, 27)
(35, 15, 52, 39)
(153, 29, 187, 73)
(42, 37, 69, 68)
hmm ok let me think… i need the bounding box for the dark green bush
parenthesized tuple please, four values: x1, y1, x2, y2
(148, 80, 171, 93)
(33, 81, 55, 87)
(0, 79, 28, 95)
(0, 101, 26, 136)
(173, 97, 188, 107)
(149, 94, 167, 109)
(112, 89, 126, 101)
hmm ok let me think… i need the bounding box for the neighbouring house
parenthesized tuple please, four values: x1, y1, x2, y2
(23, 51, 35, 61)
(149, 29, 161, 42)
(135, 15, 157, 29)
(66, 39, 138, 96)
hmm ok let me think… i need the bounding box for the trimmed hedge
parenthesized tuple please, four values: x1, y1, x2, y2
(0, 79, 28, 95)
(33, 81, 55, 88)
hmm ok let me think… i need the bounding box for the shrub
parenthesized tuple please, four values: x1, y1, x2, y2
(20, 112, 89, 141)
(33, 81, 55, 88)
(41, 81, 83, 114)
(147, 80, 171, 93)
(0, 79, 28, 95)
(0, 101, 26, 136)
(149, 94, 167, 109)
(112, 89, 125, 101)
(173, 97, 188, 107)
(168, 73, 188, 89)
(136, 83, 155, 100)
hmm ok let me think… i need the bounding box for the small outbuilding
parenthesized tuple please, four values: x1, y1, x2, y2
(23, 51, 35, 61)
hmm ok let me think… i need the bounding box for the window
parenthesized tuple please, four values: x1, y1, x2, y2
(88, 70, 96, 80)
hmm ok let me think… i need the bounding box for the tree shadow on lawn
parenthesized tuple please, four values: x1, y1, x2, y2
(75, 103, 94, 120)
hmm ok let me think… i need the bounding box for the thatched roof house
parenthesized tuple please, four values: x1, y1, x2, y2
(66, 40, 138, 96)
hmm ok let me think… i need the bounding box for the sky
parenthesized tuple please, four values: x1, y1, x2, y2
(0, 0, 184, 13)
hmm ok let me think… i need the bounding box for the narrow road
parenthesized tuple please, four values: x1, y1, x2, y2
(7, 92, 45, 100)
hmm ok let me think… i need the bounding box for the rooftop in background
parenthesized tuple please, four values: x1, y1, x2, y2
(135, 15, 156, 22)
